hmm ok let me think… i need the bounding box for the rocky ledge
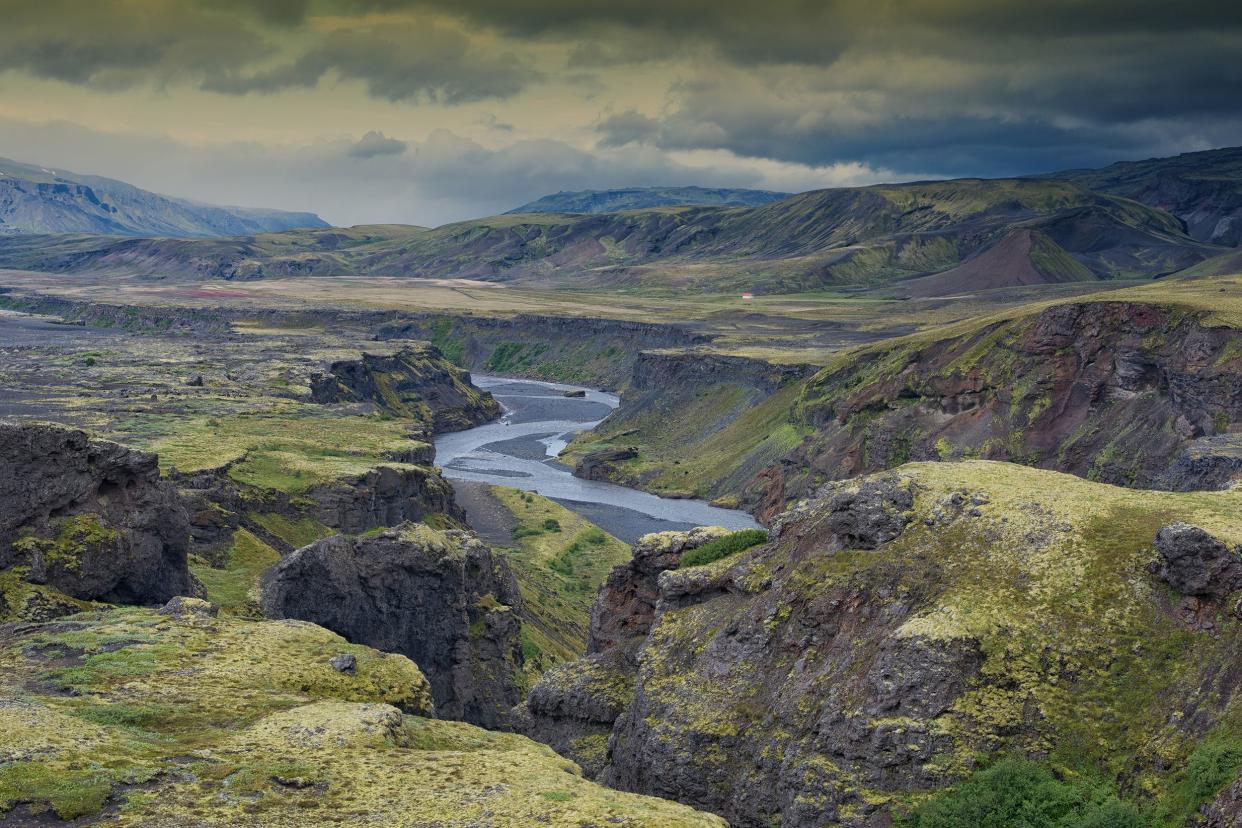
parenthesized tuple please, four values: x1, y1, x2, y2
(309, 343, 500, 431)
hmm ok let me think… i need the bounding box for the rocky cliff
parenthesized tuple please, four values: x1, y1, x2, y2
(523, 461, 1242, 826)
(261, 523, 524, 728)
(0, 422, 198, 614)
(310, 344, 501, 430)
(373, 312, 711, 389)
(518, 527, 731, 776)
(746, 300, 1242, 518)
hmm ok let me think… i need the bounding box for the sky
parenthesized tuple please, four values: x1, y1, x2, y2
(1, 0, 1239, 227)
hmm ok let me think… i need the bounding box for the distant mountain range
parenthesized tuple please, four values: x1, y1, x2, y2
(0, 157, 328, 238)
(1044, 146, 1242, 246)
(2, 146, 1240, 297)
(506, 186, 790, 214)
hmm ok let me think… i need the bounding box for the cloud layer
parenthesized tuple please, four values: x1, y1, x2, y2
(0, 0, 1238, 223)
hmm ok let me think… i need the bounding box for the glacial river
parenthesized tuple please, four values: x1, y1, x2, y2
(434, 375, 761, 544)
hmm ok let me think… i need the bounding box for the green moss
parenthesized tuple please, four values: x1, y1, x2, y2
(679, 529, 769, 569)
(191, 529, 282, 615)
(488, 487, 631, 681)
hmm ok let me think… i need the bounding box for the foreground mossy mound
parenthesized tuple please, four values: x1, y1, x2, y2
(0, 607, 722, 826)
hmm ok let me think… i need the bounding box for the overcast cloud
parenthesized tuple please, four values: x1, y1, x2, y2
(0, 0, 1237, 225)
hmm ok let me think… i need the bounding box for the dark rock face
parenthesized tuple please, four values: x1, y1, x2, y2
(821, 478, 915, 550)
(520, 528, 728, 778)
(310, 343, 500, 431)
(1154, 522, 1242, 600)
(308, 465, 462, 535)
(0, 422, 197, 605)
(1204, 771, 1242, 827)
(260, 524, 523, 728)
(575, 447, 638, 483)
(752, 302, 1242, 518)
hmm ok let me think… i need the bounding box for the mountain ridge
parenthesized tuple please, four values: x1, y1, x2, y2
(0, 156, 328, 238)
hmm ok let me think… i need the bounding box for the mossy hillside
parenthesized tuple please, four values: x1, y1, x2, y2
(489, 487, 631, 678)
(621, 461, 1242, 823)
(190, 528, 281, 616)
(565, 375, 809, 500)
(0, 608, 722, 827)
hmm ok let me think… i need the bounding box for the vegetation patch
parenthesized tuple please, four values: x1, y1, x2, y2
(679, 529, 769, 569)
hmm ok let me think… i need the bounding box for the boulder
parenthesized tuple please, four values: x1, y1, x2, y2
(1154, 522, 1242, 600)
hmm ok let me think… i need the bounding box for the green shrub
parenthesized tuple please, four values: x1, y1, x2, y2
(542, 518, 562, 532)
(901, 759, 1145, 828)
(1151, 739, 1242, 827)
(513, 525, 544, 541)
(678, 529, 768, 569)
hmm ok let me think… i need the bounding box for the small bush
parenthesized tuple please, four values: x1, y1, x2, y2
(678, 529, 768, 569)
(901, 759, 1145, 828)
(1151, 739, 1242, 827)
(512, 525, 544, 541)
(542, 518, 562, 532)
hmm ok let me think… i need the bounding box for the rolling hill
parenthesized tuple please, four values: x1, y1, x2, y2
(0, 161, 1231, 295)
(0, 156, 328, 237)
(506, 186, 790, 214)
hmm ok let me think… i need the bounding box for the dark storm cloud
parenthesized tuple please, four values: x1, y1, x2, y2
(348, 131, 408, 159)
(0, 1, 271, 88)
(202, 23, 539, 103)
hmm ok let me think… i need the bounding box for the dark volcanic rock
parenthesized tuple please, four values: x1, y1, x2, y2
(0, 422, 197, 606)
(518, 528, 729, 777)
(309, 343, 500, 431)
(822, 477, 915, 550)
(588, 526, 730, 655)
(1154, 522, 1242, 600)
(1204, 770, 1242, 827)
(575, 447, 638, 484)
(260, 523, 523, 728)
(308, 465, 463, 535)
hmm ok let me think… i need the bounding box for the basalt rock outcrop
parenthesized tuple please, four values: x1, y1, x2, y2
(588, 527, 731, 655)
(749, 301, 1242, 518)
(523, 462, 1242, 826)
(520, 527, 729, 777)
(310, 343, 500, 431)
(0, 422, 198, 611)
(261, 523, 523, 728)
(307, 464, 462, 535)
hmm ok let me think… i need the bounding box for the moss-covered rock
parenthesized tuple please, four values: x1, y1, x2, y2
(0, 606, 722, 826)
(527, 461, 1242, 827)
(309, 343, 501, 431)
(0, 422, 199, 608)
